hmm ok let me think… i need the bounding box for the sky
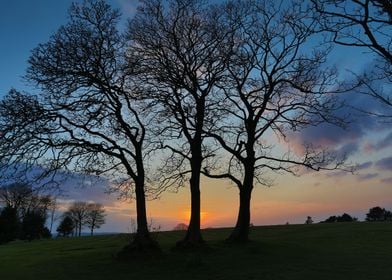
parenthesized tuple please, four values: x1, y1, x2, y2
(0, 0, 391, 233)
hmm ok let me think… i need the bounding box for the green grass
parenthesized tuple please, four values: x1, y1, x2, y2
(1, 222, 392, 280)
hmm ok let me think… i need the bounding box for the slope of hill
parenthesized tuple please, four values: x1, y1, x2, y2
(0, 222, 391, 280)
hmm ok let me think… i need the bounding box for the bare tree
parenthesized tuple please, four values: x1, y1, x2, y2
(85, 203, 106, 236)
(0, 183, 33, 214)
(311, 0, 392, 117)
(0, 1, 158, 251)
(201, 1, 349, 242)
(311, 0, 392, 62)
(128, 0, 234, 247)
(0, 182, 54, 221)
(65, 201, 89, 237)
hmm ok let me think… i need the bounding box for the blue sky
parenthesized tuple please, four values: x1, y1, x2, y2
(0, 1, 72, 94)
(0, 0, 138, 94)
(0, 0, 391, 233)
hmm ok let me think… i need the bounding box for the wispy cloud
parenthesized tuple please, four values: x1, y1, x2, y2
(380, 177, 392, 184)
(357, 173, 379, 181)
(364, 132, 392, 152)
(357, 161, 373, 170)
(375, 157, 392, 171)
(288, 79, 390, 159)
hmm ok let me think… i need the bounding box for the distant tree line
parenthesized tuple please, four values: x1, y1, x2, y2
(316, 206, 392, 224)
(0, 182, 54, 244)
(321, 213, 357, 223)
(0, 182, 106, 244)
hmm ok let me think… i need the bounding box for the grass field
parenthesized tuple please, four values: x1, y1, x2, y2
(0, 222, 391, 280)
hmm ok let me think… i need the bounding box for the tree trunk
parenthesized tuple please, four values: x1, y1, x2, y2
(177, 153, 204, 248)
(90, 228, 93, 236)
(118, 178, 160, 257)
(227, 163, 254, 243)
(79, 222, 82, 237)
(134, 177, 150, 242)
(118, 147, 160, 257)
(227, 187, 252, 243)
(176, 98, 205, 248)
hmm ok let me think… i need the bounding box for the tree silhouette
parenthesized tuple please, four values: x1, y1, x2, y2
(305, 216, 314, 225)
(128, 0, 234, 247)
(57, 216, 75, 237)
(0, 183, 33, 217)
(173, 223, 188, 231)
(85, 203, 106, 236)
(0, 206, 19, 244)
(0, 1, 158, 251)
(366, 206, 391, 221)
(65, 202, 89, 237)
(311, 0, 392, 118)
(321, 213, 357, 223)
(312, 0, 392, 63)
(20, 210, 50, 241)
(0, 182, 54, 226)
(202, 0, 348, 242)
(338, 213, 357, 222)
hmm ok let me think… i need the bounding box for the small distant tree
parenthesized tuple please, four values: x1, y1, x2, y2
(0, 206, 20, 244)
(305, 216, 314, 224)
(173, 223, 188, 231)
(56, 216, 75, 237)
(366, 206, 390, 221)
(20, 210, 50, 241)
(85, 203, 106, 236)
(65, 202, 89, 237)
(337, 213, 356, 222)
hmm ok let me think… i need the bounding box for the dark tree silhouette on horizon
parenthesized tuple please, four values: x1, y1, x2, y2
(85, 203, 106, 236)
(21, 210, 51, 241)
(65, 201, 89, 237)
(57, 216, 75, 237)
(0, 182, 53, 242)
(0, 206, 19, 244)
(0, 182, 54, 222)
(0, 1, 159, 252)
(321, 213, 357, 223)
(366, 206, 392, 221)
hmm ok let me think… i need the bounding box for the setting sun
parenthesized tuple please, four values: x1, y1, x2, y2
(181, 210, 208, 226)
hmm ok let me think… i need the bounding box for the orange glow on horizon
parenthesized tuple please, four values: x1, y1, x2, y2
(181, 210, 208, 226)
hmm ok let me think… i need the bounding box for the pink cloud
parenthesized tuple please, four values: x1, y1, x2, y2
(380, 177, 392, 184)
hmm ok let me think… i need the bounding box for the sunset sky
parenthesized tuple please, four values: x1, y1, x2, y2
(0, 0, 391, 233)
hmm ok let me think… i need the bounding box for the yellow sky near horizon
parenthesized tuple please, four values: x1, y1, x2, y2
(96, 167, 392, 233)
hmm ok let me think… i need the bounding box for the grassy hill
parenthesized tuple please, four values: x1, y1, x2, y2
(0, 222, 391, 280)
